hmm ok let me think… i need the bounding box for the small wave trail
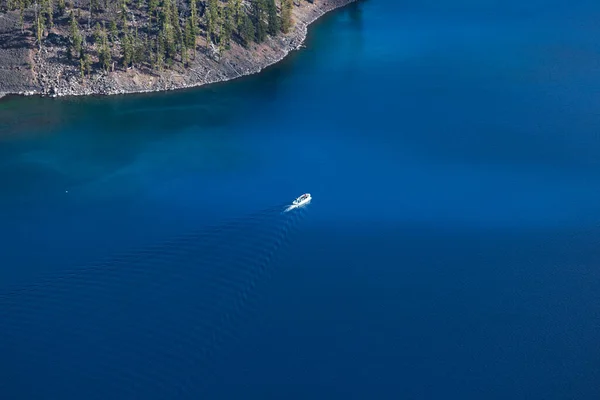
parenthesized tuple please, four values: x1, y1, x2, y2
(283, 197, 312, 213)
(0, 202, 308, 399)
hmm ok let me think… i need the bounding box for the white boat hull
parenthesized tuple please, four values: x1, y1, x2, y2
(284, 195, 312, 212)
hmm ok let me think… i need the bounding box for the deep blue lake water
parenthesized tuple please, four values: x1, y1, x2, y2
(1, 0, 600, 398)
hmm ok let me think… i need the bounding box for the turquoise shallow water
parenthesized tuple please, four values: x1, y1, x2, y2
(1, 1, 600, 398)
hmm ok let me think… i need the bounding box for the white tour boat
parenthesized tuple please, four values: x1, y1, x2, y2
(285, 193, 312, 212)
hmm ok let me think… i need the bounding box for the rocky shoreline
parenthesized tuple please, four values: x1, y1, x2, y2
(0, 0, 356, 99)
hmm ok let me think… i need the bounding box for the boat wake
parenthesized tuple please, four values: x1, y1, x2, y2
(284, 192, 312, 213)
(0, 201, 309, 399)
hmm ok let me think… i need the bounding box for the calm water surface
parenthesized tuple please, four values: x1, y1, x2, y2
(1, 0, 600, 398)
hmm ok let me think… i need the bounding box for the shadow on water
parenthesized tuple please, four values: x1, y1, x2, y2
(345, 1, 367, 79)
(348, 0, 367, 29)
(0, 35, 301, 141)
(0, 203, 309, 399)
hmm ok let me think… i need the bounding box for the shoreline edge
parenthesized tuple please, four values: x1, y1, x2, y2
(0, 0, 357, 100)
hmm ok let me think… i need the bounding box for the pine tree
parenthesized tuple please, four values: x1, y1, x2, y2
(68, 11, 83, 59)
(189, 0, 198, 36)
(120, 0, 128, 29)
(221, 3, 233, 48)
(240, 12, 254, 48)
(43, 0, 53, 30)
(19, 2, 25, 33)
(253, 0, 267, 43)
(218, 32, 225, 55)
(144, 36, 154, 66)
(184, 17, 195, 49)
(94, 22, 103, 44)
(34, 2, 46, 50)
(156, 34, 165, 70)
(185, 0, 198, 58)
(267, 0, 279, 36)
(109, 20, 118, 42)
(97, 23, 111, 71)
(159, 0, 177, 60)
(122, 31, 133, 67)
(233, 0, 242, 29)
(148, 0, 159, 22)
(181, 40, 188, 66)
(99, 46, 111, 72)
(170, 0, 182, 45)
(80, 50, 91, 78)
(206, 0, 219, 46)
(281, 0, 293, 34)
(133, 31, 144, 67)
(163, 20, 176, 59)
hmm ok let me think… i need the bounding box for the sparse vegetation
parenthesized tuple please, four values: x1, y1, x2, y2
(0, 0, 313, 73)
